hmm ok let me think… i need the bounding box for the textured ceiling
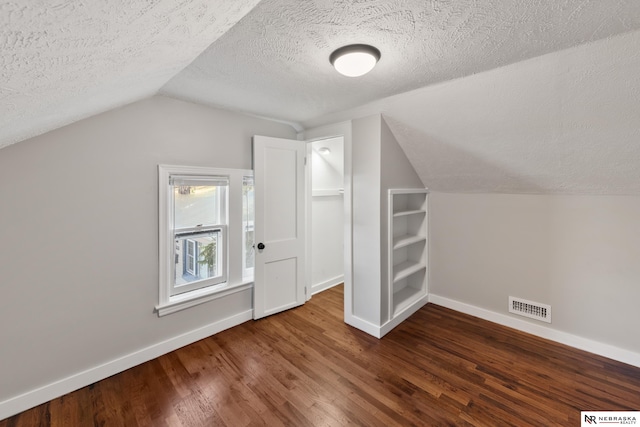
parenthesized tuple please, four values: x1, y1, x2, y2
(3, 0, 640, 194)
(0, 0, 261, 149)
(307, 30, 640, 194)
(161, 0, 640, 127)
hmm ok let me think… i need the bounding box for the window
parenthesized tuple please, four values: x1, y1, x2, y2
(157, 165, 254, 316)
(169, 175, 228, 295)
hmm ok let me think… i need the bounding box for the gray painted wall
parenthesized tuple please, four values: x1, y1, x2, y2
(0, 95, 296, 403)
(429, 192, 640, 354)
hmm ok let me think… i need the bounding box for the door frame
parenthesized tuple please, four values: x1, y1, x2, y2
(299, 121, 353, 323)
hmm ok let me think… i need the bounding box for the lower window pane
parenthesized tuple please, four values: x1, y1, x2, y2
(174, 231, 222, 287)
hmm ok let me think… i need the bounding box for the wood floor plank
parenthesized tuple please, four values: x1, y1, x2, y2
(2, 284, 639, 426)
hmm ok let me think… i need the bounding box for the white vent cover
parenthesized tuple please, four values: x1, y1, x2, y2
(509, 297, 551, 323)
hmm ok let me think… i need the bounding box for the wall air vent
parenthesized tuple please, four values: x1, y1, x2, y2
(509, 297, 551, 323)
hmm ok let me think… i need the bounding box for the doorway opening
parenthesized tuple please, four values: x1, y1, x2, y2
(301, 121, 353, 324)
(309, 137, 345, 295)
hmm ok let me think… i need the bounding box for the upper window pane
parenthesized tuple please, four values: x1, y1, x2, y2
(173, 184, 226, 229)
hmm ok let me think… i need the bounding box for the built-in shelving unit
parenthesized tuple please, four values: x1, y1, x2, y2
(388, 188, 428, 320)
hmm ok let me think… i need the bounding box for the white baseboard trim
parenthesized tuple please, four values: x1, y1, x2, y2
(429, 294, 640, 369)
(345, 314, 383, 338)
(0, 310, 253, 421)
(311, 275, 344, 295)
(380, 294, 429, 338)
(344, 294, 429, 339)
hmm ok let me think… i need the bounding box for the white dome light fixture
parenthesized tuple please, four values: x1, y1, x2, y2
(330, 44, 381, 77)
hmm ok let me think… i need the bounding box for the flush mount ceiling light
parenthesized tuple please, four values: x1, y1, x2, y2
(318, 147, 331, 155)
(330, 44, 381, 77)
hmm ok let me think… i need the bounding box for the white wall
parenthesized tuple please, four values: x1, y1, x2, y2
(351, 115, 382, 326)
(429, 192, 640, 360)
(0, 95, 296, 416)
(310, 138, 344, 293)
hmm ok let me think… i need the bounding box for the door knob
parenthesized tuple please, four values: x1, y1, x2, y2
(257, 242, 266, 250)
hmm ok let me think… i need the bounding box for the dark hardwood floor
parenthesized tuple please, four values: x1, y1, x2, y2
(3, 285, 639, 426)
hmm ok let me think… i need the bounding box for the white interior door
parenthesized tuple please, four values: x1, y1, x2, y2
(253, 135, 306, 319)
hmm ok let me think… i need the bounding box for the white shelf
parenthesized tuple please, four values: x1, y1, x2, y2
(393, 260, 426, 283)
(393, 285, 424, 314)
(312, 188, 344, 197)
(388, 188, 428, 324)
(393, 234, 426, 250)
(393, 209, 426, 218)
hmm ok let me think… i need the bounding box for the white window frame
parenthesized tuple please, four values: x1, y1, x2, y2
(157, 165, 254, 316)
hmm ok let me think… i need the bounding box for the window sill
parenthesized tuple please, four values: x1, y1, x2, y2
(155, 280, 253, 317)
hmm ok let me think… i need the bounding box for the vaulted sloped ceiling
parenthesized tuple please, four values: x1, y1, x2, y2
(307, 30, 640, 194)
(161, 0, 640, 126)
(2, 0, 640, 194)
(0, 0, 262, 149)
